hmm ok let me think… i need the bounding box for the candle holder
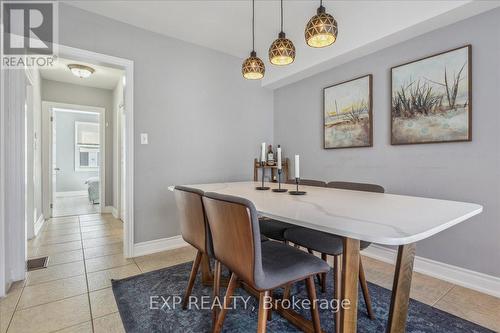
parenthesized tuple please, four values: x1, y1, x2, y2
(289, 177, 306, 195)
(272, 169, 288, 193)
(255, 161, 270, 190)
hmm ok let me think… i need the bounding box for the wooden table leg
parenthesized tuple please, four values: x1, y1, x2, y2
(386, 244, 416, 333)
(340, 238, 360, 333)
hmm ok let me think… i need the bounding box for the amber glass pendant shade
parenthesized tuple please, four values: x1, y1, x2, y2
(242, 0, 265, 79)
(269, 32, 295, 66)
(269, 0, 295, 66)
(305, 5, 338, 48)
(242, 51, 265, 80)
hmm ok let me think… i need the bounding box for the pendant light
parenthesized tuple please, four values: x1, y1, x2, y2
(242, 0, 265, 79)
(305, 0, 338, 48)
(268, 0, 295, 66)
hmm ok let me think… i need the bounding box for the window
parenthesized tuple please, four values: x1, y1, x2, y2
(75, 121, 99, 171)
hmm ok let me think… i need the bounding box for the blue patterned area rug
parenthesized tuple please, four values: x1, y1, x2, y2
(112, 261, 492, 333)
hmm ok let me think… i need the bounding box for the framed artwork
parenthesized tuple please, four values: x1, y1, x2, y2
(323, 74, 373, 149)
(391, 45, 471, 145)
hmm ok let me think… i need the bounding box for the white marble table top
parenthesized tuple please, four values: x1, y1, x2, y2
(168, 181, 482, 245)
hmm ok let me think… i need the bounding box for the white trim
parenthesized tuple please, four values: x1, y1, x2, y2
(55, 191, 87, 197)
(101, 206, 115, 214)
(2, 68, 27, 292)
(111, 206, 119, 219)
(133, 236, 188, 257)
(34, 214, 45, 236)
(0, 55, 6, 298)
(24, 69, 35, 240)
(362, 244, 500, 298)
(54, 44, 136, 259)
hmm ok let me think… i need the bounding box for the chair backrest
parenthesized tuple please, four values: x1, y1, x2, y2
(202, 192, 263, 287)
(327, 181, 384, 193)
(173, 186, 210, 253)
(285, 179, 326, 187)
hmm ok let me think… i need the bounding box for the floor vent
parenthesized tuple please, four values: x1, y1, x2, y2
(27, 257, 49, 271)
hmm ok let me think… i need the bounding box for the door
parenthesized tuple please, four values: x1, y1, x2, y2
(119, 105, 126, 220)
(51, 110, 57, 217)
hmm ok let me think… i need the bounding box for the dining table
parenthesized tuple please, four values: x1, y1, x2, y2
(168, 181, 483, 333)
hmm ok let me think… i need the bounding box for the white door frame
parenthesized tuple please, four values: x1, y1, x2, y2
(25, 69, 35, 240)
(50, 44, 135, 257)
(0, 68, 27, 296)
(42, 102, 106, 217)
(0, 62, 5, 297)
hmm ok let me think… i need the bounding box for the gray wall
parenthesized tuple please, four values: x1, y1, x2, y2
(274, 8, 500, 277)
(54, 111, 99, 192)
(58, 4, 274, 243)
(42, 79, 114, 206)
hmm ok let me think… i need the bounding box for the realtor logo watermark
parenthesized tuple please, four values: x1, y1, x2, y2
(150, 295, 351, 312)
(1, 1, 57, 68)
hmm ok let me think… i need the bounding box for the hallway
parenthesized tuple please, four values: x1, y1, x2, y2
(53, 195, 100, 217)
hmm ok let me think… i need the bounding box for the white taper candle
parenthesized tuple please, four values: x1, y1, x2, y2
(261, 142, 266, 163)
(294, 155, 300, 179)
(277, 146, 282, 170)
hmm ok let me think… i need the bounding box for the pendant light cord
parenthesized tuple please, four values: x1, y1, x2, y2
(252, 0, 255, 51)
(280, 0, 283, 33)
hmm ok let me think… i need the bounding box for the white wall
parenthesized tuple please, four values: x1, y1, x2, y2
(41, 79, 114, 206)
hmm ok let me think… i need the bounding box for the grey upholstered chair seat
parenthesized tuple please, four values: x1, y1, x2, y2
(258, 240, 330, 290)
(284, 227, 371, 256)
(259, 217, 294, 241)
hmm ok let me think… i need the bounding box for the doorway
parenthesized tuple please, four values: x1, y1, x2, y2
(50, 107, 104, 217)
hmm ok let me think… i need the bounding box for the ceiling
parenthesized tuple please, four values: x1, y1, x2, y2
(67, 1, 500, 89)
(39, 57, 124, 90)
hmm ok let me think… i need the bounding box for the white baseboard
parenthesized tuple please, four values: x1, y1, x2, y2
(34, 214, 45, 236)
(111, 207, 119, 219)
(101, 206, 114, 214)
(362, 245, 500, 298)
(55, 191, 87, 197)
(133, 235, 188, 257)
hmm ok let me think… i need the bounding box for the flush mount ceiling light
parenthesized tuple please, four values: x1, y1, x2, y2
(269, 0, 295, 66)
(68, 64, 95, 78)
(242, 0, 265, 80)
(305, 0, 338, 48)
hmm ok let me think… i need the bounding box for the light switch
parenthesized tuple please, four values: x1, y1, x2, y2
(140, 133, 148, 145)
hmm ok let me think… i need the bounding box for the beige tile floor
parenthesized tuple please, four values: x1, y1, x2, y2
(1, 213, 499, 332)
(53, 195, 100, 218)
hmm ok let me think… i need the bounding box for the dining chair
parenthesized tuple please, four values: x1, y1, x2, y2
(284, 181, 384, 332)
(173, 185, 214, 309)
(202, 192, 330, 333)
(258, 179, 326, 242)
(174, 186, 270, 311)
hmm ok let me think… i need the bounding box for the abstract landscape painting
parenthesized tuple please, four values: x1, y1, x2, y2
(391, 45, 471, 145)
(324, 75, 372, 149)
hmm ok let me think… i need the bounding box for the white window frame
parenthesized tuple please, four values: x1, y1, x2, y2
(74, 121, 100, 172)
